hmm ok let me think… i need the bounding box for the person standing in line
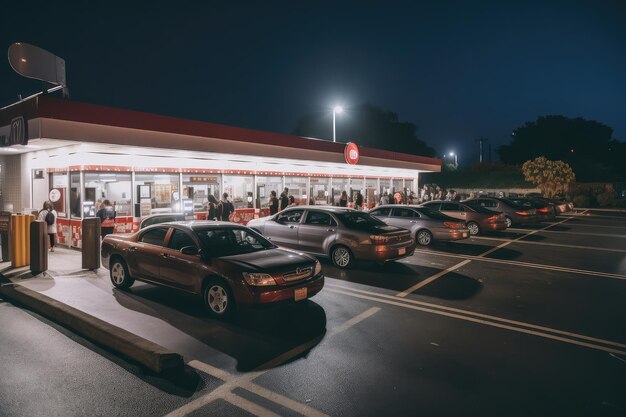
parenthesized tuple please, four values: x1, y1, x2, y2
(279, 187, 290, 211)
(268, 190, 279, 215)
(96, 199, 116, 238)
(354, 190, 364, 210)
(206, 195, 219, 220)
(38, 201, 57, 252)
(219, 192, 234, 221)
(339, 191, 348, 207)
(380, 191, 389, 206)
(287, 195, 296, 207)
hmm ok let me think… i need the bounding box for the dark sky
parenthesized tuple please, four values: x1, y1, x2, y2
(2, 1, 625, 165)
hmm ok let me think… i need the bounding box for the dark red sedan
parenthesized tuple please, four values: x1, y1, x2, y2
(101, 221, 324, 319)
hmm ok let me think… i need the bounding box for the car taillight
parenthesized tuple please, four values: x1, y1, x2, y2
(370, 235, 390, 244)
(487, 215, 500, 222)
(443, 221, 465, 229)
(515, 211, 530, 216)
(537, 207, 550, 213)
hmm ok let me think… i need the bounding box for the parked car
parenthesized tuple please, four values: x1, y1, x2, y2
(462, 197, 540, 227)
(101, 221, 324, 319)
(368, 205, 470, 246)
(525, 195, 573, 214)
(419, 200, 508, 235)
(247, 206, 415, 269)
(507, 197, 556, 221)
(139, 213, 186, 229)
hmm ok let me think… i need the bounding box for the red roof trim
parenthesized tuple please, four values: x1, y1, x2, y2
(35, 96, 441, 167)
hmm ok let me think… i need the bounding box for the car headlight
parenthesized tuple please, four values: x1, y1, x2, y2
(243, 272, 277, 286)
(314, 260, 322, 276)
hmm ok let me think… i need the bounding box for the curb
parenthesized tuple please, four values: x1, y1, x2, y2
(0, 274, 184, 374)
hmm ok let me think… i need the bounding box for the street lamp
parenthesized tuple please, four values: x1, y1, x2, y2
(448, 152, 458, 166)
(332, 105, 343, 142)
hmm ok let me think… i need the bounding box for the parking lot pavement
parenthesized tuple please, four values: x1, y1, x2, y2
(2, 209, 626, 416)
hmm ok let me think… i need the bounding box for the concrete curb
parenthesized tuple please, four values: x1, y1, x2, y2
(0, 274, 184, 374)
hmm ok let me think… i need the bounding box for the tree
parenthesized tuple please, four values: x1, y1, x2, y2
(522, 157, 575, 198)
(292, 103, 436, 157)
(498, 115, 625, 181)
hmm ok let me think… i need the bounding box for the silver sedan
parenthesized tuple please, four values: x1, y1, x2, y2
(368, 205, 470, 246)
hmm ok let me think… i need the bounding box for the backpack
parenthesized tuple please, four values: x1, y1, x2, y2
(44, 210, 55, 225)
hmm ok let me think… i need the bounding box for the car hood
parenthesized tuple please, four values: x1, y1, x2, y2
(215, 248, 316, 273)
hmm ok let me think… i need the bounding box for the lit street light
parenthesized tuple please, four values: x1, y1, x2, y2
(333, 105, 343, 142)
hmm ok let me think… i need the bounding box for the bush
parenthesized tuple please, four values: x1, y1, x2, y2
(596, 191, 617, 207)
(572, 194, 591, 208)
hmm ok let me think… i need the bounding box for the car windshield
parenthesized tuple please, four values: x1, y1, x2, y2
(499, 198, 530, 209)
(195, 227, 276, 257)
(465, 205, 492, 214)
(335, 211, 385, 229)
(415, 207, 454, 220)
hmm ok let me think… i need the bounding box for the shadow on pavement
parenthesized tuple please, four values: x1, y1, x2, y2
(414, 271, 483, 300)
(113, 286, 327, 372)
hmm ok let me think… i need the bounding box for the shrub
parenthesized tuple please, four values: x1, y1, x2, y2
(572, 194, 591, 208)
(596, 191, 616, 207)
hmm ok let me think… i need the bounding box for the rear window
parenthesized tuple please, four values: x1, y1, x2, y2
(335, 212, 385, 229)
(415, 207, 455, 221)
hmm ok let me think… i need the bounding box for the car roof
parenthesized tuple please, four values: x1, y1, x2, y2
(282, 205, 357, 213)
(142, 220, 247, 231)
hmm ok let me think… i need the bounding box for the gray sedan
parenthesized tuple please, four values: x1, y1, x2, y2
(368, 205, 470, 246)
(247, 206, 415, 269)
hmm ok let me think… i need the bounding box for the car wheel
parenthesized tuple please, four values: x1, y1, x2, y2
(204, 278, 235, 319)
(416, 230, 433, 246)
(466, 221, 480, 236)
(331, 245, 353, 269)
(504, 216, 513, 228)
(110, 258, 135, 289)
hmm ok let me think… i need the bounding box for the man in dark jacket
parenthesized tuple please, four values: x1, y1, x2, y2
(279, 187, 289, 211)
(269, 190, 279, 215)
(219, 193, 234, 221)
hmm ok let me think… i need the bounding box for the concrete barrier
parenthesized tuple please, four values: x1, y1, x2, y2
(0, 275, 183, 374)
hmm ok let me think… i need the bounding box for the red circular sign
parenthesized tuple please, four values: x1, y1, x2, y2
(344, 142, 359, 165)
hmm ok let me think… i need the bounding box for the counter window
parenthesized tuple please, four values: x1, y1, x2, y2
(84, 172, 132, 217)
(70, 172, 81, 218)
(256, 176, 283, 210)
(331, 177, 349, 206)
(183, 174, 221, 213)
(135, 172, 180, 215)
(310, 177, 330, 205)
(284, 176, 308, 205)
(48, 172, 68, 217)
(223, 175, 254, 209)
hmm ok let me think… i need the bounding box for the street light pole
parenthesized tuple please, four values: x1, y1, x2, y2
(332, 105, 343, 142)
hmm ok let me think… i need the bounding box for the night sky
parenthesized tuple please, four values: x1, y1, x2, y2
(2, 1, 625, 165)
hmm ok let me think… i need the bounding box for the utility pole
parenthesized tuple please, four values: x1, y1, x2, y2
(476, 137, 489, 163)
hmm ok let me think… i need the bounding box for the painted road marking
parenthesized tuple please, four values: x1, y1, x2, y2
(325, 286, 626, 356)
(327, 282, 626, 350)
(222, 392, 282, 417)
(507, 227, 626, 239)
(410, 248, 626, 280)
(472, 235, 626, 253)
(396, 214, 578, 296)
(166, 307, 380, 417)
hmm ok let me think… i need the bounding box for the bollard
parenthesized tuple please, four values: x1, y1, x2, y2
(30, 220, 48, 274)
(11, 214, 35, 268)
(82, 217, 101, 270)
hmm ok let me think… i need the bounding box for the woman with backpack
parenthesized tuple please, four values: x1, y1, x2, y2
(96, 199, 116, 238)
(38, 201, 57, 252)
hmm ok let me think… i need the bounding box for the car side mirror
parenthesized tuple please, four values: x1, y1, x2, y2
(180, 246, 200, 256)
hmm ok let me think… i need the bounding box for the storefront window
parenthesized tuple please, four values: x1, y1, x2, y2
(49, 172, 68, 217)
(365, 178, 378, 208)
(350, 178, 364, 204)
(284, 176, 308, 205)
(135, 172, 180, 215)
(331, 177, 349, 206)
(405, 179, 415, 204)
(182, 174, 221, 213)
(379, 178, 391, 203)
(223, 175, 253, 209)
(309, 177, 330, 205)
(84, 172, 132, 217)
(255, 176, 283, 209)
(70, 172, 81, 218)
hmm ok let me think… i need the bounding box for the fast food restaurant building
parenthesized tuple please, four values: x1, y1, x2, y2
(0, 96, 441, 248)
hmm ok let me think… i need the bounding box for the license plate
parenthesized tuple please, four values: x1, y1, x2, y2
(294, 287, 307, 301)
(398, 247, 406, 255)
(462, 232, 468, 238)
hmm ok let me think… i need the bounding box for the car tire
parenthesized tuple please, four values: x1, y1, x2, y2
(109, 258, 135, 289)
(331, 245, 353, 269)
(504, 216, 513, 228)
(466, 221, 480, 236)
(204, 278, 236, 319)
(416, 229, 433, 246)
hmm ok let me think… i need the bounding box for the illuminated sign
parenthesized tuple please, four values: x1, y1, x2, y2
(344, 142, 359, 165)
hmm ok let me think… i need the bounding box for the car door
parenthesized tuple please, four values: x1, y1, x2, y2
(440, 202, 466, 221)
(159, 227, 201, 291)
(126, 226, 169, 282)
(262, 208, 304, 248)
(297, 210, 337, 254)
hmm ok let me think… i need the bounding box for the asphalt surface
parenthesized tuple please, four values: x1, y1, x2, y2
(1, 210, 626, 416)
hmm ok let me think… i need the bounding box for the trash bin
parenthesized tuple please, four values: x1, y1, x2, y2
(30, 220, 48, 274)
(82, 217, 101, 270)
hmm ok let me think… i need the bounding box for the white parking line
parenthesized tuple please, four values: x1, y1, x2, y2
(472, 235, 626, 253)
(222, 391, 282, 417)
(396, 215, 578, 296)
(166, 307, 380, 417)
(410, 248, 626, 280)
(325, 286, 626, 356)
